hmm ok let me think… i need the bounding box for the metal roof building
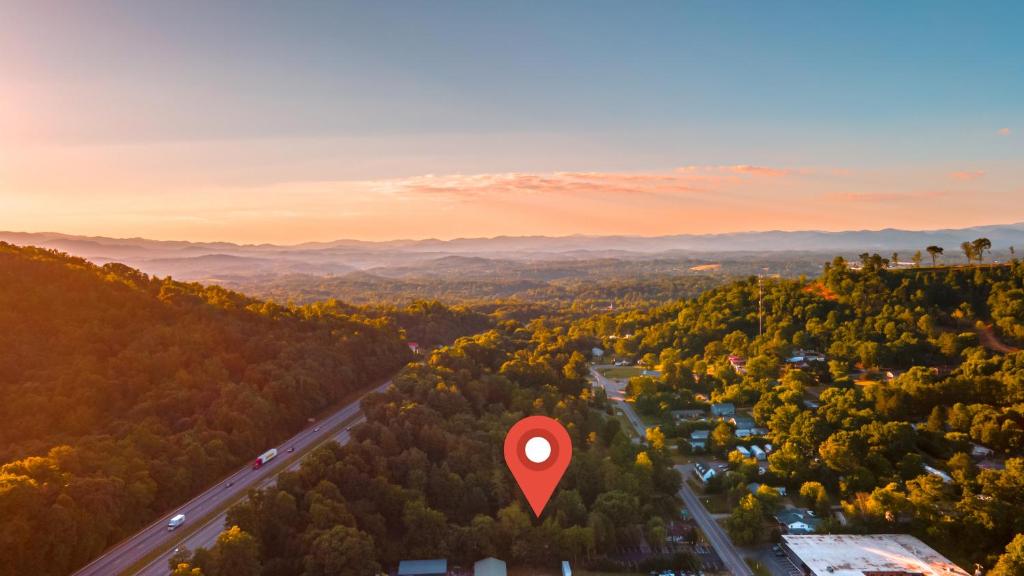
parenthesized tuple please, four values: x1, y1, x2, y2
(781, 534, 969, 576)
(397, 559, 448, 576)
(473, 557, 507, 576)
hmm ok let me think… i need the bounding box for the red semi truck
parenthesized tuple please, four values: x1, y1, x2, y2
(252, 448, 277, 469)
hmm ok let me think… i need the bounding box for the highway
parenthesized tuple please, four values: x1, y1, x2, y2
(590, 366, 753, 576)
(74, 380, 391, 576)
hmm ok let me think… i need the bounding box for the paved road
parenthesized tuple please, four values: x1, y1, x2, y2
(674, 464, 754, 576)
(590, 366, 647, 438)
(74, 380, 391, 576)
(590, 366, 752, 576)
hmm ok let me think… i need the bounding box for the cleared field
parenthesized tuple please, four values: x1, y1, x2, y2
(599, 366, 644, 379)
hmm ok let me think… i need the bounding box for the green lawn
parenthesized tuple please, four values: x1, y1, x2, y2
(599, 366, 644, 379)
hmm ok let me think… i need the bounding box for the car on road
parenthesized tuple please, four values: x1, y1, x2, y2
(314, 426, 320, 432)
(287, 447, 295, 453)
(772, 544, 786, 557)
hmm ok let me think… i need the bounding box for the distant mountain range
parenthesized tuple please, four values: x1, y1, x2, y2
(2, 222, 1021, 285)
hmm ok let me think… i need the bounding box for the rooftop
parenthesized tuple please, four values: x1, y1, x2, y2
(782, 534, 970, 576)
(398, 559, 448, 575)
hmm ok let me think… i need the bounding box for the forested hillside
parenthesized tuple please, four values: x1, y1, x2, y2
(0, 244, 452, 575)
(575, 257, 1024, 569)
(171, 325, 685, 575)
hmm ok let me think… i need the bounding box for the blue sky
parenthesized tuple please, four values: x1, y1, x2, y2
(1, 1, 1022, 241)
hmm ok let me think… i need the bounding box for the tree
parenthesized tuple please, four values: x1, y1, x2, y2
(209, 526, 260, 576)
(726, 494, 764, 545)
(972, 237, 992, 263)
(991, 534, 1024, 576)
(926, 245, 943, 266)
(303, 525, 379, 576)
(961, 241, 976, 264)
(711, 421, 735, 453)
(912, 250, 922, 267)
(645, 426, 666, 451)
(799, 481, 830, 516)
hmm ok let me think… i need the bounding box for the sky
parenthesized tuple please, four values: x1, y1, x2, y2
(1, 0, 1022, 243)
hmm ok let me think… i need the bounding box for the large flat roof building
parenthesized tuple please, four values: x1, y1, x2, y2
(781, 534, 969, 576)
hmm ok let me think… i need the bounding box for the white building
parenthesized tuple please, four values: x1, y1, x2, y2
(781, 534, 970, 576)
(474, 557, 507, 576)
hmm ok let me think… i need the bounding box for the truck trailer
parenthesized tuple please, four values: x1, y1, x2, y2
(167, 514, 185, 531)
(253, 448, 278, 469)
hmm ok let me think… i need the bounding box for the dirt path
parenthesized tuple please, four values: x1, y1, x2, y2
(976, 324, 1021, 354)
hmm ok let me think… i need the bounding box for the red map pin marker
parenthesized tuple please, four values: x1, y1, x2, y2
(504, 415, 572, 517)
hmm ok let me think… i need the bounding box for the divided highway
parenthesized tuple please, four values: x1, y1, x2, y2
(590, 366, 753, 576)
(74, 380, 392, 576)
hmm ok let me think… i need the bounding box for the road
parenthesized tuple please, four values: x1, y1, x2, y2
(590, 366, 647, 438)
(590, 366, 753, 576)
(674, 464, 754, 576)
(74, 380, 391, 576)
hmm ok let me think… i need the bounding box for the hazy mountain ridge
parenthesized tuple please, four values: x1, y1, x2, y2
(2, 223, 1020, 287)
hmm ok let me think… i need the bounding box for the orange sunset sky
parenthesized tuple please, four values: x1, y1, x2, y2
(2, 2, 1022, 243)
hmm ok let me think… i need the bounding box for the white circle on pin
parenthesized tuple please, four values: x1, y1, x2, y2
(524, 436, 552, 463)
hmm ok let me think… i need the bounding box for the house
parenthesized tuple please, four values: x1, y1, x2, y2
(970, 443, 995, 458)
(711, 403, 736, 417)
(774, 508, 822, 534)
(689, 429, 710, 451)
(473, 557, 507, 576)
(786, 349, 826, 364)
(561, 561, 572, 576)
(729, 415, 756, 429)
(728, 354, 747, 375)
(749, 445, 766, 461)
(641, 369, 661, 377)
(671, 408, 706, 421)
(694, 462, 716, 484)
(398, 559, 448, 576)
(735, 446, 751, 458)
(591, 347, 605, 359)
(407, 342, 421, 354)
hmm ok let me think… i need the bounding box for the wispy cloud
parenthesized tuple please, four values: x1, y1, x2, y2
(949, 170, 984, 181)
(997, 127, 1012, 136)
(370, 165, 799, 201)
(824, 191, 948, 203)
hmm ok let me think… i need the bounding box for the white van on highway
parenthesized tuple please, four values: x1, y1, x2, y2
(167, 514, 185, 531)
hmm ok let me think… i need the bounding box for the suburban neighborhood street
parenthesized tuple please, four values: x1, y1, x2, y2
(74, 380, 392, 576)
(591, 366, 754, 576)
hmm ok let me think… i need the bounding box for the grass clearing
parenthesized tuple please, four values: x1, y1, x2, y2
(599, 366, 644, 379)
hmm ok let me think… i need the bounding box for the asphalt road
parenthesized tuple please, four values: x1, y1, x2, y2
(674, 464, 754, 576)
(590, 366, 647, 438)
(590, 366, 753, 576)
(74, 380, 391, 576)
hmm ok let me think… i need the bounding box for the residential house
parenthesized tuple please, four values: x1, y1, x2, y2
(735, 446, 751, 458)
(671, 408, 707, 421)
(970, 443, 995, 458)
(774, 508, 822, 534)
(689, 429, 710, 451)
(924, 465, 953, 484)
(710, 403, 736, 417)
(693, 462, 716, 484)
(728, 354, 747, 374)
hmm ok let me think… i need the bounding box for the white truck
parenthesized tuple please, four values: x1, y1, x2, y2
(167, 514, 185, 531)
(252, 448, 278, 470)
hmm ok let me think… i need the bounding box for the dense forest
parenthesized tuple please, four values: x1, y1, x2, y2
(170, 324, 685, 575)
(573, 256, 1024, 570)
(0, 244, 483, 576)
